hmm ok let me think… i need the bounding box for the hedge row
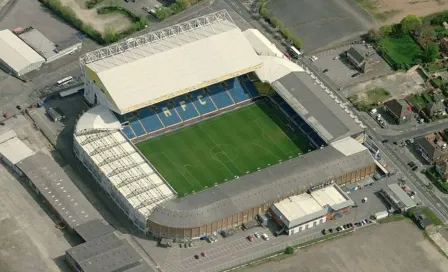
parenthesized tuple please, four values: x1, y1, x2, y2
(156, 0, 199, 21)
(39, 0, 104, 43)
(85, 0, 105, 9)
(97, 6, 149, 43)
(258, 0, 302, 49)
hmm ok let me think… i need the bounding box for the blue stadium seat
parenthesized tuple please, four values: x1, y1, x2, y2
(226, 78, 252, 103)
(207, 84, 234, 109)
(115, 113, 126, 123)
(280, 103, 297, 117)
(122, 126, 136, 139)
(154, 102, 182, 127)
(272, 94, 285, 105)
(137, 107, 164, 133)
(240, 78, 259, 98)
(293, 115, 306, 126)
(127, 117, 146, 137)
(309, 131, 326, 147)
(190, 89, 217, 115)
(172, 97, 199, 121)
(300, 123, 314, 134)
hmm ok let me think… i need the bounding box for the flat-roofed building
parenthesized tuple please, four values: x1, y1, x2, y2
(0, 29, 45, 76)
(270, 184, 354, 235)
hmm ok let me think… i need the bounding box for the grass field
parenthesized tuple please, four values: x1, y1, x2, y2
(137, 100, 314, 196)
(378, 33, 422, 67)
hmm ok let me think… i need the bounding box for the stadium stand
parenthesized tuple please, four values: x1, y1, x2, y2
(116, 76, 260, 140)
(173, 97, 200, 121)
(207, 84, 235, 108)
(136, 107, 164, 133)
(154, 102, 182, 127)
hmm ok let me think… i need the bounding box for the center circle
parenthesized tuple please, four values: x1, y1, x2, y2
(210, 144, 238, 162)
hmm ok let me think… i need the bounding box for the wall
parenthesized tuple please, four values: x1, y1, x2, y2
(147, 163, 376, 239)
(288, 216, 326, 236)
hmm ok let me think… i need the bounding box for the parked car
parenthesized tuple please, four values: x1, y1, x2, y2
(262, 233, 269, 240)
(323, 68, 329, 73)
(247, 235, 254, 242)
(254, 232, 261, 238)
(194, 255, 199, 259)
(328, 228, 333, 233)
(381, 139, 389, 143)
(322, 229, 327, 235)
(362, 197, 368, 203)
(412, 166, 418, 171)
(201, 252, 206, 257)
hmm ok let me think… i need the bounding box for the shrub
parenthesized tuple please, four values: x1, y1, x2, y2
(85, 0, 105, 9)
(285, 246, 295, 255)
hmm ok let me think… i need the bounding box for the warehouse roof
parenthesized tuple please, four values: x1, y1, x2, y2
(16, 152, 103, 230)
(0, 130, 34, 164)
(387, 183, 416, 210)
(74, 219, 115, 242)
(80, 11, 262, 114)
(0, 29, 44, 73)
(311, 184, 352, 210)
(271, 194, 326, 228)
(18, 28, 56, 60)
(149, 137, 373, 229)
(66, 232, 154, 272)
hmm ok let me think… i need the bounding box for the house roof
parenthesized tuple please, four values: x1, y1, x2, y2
(347, 46, 365, 63)
(415, 133, 448, 161)
(436, 160, 448, 174)
(426, 101, 444, 112)
(384, 99, 411, 119)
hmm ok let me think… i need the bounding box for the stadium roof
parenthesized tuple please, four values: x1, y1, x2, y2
(0, 129, 35, 164)
(272, 72, 364, 142)
(149, 137, 374, 229)
(0, 29, 45, 73)
(80, 11, 262, 114)
(243, 29, 284, 58)
(17, 152, 103, 230)
(74, 106, 176, 219)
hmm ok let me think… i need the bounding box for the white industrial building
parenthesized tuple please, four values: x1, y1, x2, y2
(73, 106, 176, 231)
(270, 184, 354, 235)
(0, 130, 35, 173)
(0, 29, 45, 76)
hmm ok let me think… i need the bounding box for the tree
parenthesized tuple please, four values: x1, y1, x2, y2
(367, 28, 380, 42)
(422, 42, 440, 63)
(419, 23, 436, 42)
(400, 14, 422, 33)
(291, 36, 302, 49)
(285, 246, 295, 255)
(379, 25, 392, 37)
(155, 7, 172, 21)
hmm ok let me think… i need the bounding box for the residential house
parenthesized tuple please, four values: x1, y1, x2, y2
(432, 91, 445, 103)
(414, 132, 448, 164)
(346, 44, 381, 73)
(383, 99, 412, 124)
(425, 101, 445, 117)
(435, 160, 448, 181)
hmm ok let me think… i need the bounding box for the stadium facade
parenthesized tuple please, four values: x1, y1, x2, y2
(75, 10, 375, 238)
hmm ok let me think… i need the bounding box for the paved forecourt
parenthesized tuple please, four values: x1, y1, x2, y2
(137, 99, 314, 196)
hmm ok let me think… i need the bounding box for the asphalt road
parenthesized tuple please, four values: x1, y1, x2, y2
(383, 121, 448, 143)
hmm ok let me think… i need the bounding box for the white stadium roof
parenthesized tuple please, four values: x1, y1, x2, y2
(81, 10, 262, 114)
(75, 106, 175, 218)
(0, 29, 45, 74)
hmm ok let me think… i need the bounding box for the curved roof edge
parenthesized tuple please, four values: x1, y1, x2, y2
(75, 105, 121, 135)
(148, 138, 375, 229)
(255, 56, 303, 83)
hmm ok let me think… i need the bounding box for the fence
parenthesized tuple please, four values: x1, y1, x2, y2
(200, 232, 323, 272)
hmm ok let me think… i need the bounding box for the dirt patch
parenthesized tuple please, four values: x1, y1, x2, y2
(347, 71, 426, 100)
(59, 0, 132, 34)
(359, 0, 448, 24)
(243, 220, 448, 272)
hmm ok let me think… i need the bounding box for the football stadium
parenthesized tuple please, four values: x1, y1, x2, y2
(74, 10, 376, 238)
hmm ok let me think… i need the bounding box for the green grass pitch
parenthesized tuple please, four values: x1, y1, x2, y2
(137, 100, 314, 196)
